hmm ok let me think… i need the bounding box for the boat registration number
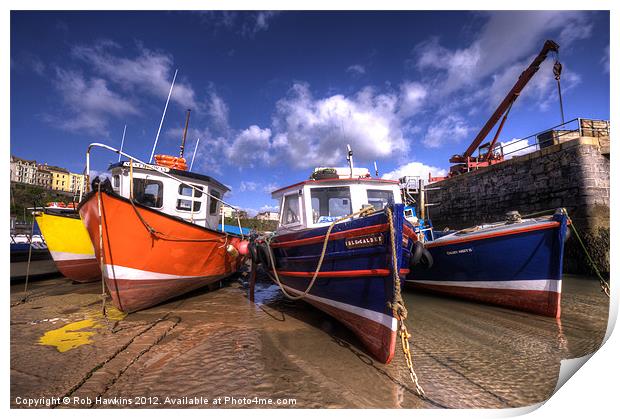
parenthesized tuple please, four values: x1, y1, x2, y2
(345, 233, 384, 249)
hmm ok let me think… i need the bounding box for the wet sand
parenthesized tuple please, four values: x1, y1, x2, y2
(10, 272, 608, 408)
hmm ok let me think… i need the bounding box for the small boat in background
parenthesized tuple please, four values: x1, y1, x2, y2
(79, 144, 248, 313)
(10, 222, 58, 280)
(254, 165, 417, 363)
(405, 209, 569, 317)
(34, 205, 100, 283)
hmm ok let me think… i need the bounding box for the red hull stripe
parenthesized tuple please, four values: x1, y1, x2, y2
(271, 223, 389, 248)
(426, 221, 560, 248)
(277, 268, 410, 278)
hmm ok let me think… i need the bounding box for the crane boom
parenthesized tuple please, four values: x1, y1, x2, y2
(450, 39, 560, 166)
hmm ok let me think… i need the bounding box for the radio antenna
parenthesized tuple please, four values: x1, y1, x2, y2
(374, 161, 378, 177)
(149, 68, 178, 163)
(346, 144, 354, 178)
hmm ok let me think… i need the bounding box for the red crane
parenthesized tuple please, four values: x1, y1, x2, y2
(442, 39, 561, 179)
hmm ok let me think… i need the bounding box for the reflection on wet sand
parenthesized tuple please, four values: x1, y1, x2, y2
(11, 273, 608, 408)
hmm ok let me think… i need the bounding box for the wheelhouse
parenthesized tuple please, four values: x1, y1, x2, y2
(271, 167, 402, 231)
(108, 161, 229, 230)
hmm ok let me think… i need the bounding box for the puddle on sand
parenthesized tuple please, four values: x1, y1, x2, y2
(37, 306, 127, 352)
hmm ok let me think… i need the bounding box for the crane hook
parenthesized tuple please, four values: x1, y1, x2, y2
(553, 60, 563, 81)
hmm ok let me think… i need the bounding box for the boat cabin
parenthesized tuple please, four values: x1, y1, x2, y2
(271, 167, 403, 232)
(108, 161, 229, 230)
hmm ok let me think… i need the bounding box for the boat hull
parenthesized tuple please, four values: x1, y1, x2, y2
(79, 190, 240, 313)
(406, 212, 568, 317)
(265, 205, 415, 363)
(35, 211, 100, 283)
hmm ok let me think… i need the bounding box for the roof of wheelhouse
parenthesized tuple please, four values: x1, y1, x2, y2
(271, 177, 399, 197)
(108, 161, 230, 192)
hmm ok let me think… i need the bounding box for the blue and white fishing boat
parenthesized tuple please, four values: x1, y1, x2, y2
(404, 209, 569, 317)
(254, 165, 417, 363)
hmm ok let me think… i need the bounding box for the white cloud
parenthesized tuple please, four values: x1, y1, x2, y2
(238, 181, 258, 192)
(381, 161, 447, 181)
(422, 115, 472, 148)
(198, 11, 280, 36)
(259, 204, 279, 212)
(500, 138, 536, 158)
(399, 81, 428, 117)
(226, 125, 272, 167)
(207, 91, 230, 133)
(347, 64, 366, 75)
(50, 68, 139, 135)
(413, 12, 593, 98)
(270, 83, 412, 168)
(602, 45, 610, 74)
(263, 182, 279, 193)
(72, 41, 197, 108)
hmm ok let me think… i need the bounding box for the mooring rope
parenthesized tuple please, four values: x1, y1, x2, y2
(125, 159, 227, 244)
(96, 182, 109, 317)
(264, 206, 374, 301)
(20, 212, 37, 303)
(386, 206, 425, 398)
(562, 210, 610, 297)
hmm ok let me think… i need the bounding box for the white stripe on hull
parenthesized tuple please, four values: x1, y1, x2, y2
(279, 283, 397, 331)
(50, 250, 96, 261)
(104, 264, 206, 281)
(406, 278, 561, 293)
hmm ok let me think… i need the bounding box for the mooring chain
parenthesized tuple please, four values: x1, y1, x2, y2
(386, 207, 425, 398)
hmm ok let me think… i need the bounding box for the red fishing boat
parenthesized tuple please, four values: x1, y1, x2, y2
(79, 143, 248, 312)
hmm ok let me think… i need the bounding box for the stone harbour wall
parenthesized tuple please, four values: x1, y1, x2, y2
(425, 137, 610, 276)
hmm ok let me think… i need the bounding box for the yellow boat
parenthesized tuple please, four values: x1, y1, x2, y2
(34, 209, 100, 283)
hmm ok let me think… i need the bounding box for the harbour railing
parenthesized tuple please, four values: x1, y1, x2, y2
(492, 118, 610, 160)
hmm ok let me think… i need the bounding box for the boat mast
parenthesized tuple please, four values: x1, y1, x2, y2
(190, 138, 200, 171)
(179, 109, 191, 158)
(118, 124, 127, 162)
(149, 68, 178, 163)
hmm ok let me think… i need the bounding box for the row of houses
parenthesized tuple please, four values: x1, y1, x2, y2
(221, 206, 279, 221)
(10, 155, 85, 194)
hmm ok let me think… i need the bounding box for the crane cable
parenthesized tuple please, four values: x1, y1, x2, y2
(553, 52, 565, 124)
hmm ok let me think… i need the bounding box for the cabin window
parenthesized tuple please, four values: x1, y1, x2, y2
(310, 187, 352, 224)
(176, 184, 203, 212)
(133, 179, 163, 208)
(178, 184, 203, 198)
(113, 175, 120, 188)
(209, 190, 221, 215)
(282, 194, 301, 225)
(367, 189, 394, 210)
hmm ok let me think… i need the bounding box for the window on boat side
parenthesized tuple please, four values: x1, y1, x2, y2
(367, 189, 394, 210)
(113, 175, 120, 188)
(209, 189, 221, 215)
(282, 194, 301, 225)
(176, 184, 203, 212)
(310, 187, 352, 224)
(133, 178, 163, 208)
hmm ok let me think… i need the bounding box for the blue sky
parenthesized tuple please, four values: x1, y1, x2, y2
(10, 11, 610, 214)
